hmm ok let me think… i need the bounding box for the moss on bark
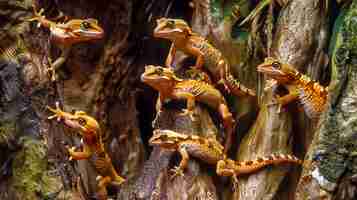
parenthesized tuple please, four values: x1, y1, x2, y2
(11, 136, 62, 200)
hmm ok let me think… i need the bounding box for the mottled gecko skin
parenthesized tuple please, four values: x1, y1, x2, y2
(28, 7, 104, 80)
(257, 57, 328, 119)
(47, 103, 125, 199)
(141, 65, 235, 153)
(149, 129, 302, 184)
(153, 18, 256, 97)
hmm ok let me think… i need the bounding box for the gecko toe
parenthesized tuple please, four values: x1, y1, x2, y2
(170, 166, 184, 180)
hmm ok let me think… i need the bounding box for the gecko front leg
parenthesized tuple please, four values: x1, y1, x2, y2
(216, 159, 239, 190)
(47, 102, 63, 120)
(170, 145, 189, 179)
(176, 91, 196, 121)
(267, 91, 299, 113)
(152, 93, 167, 127)
(67, 145, 91, 160)
(165, 44, 176, 69)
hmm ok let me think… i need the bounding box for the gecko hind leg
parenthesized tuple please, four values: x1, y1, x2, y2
(97, 175, 112, 188)
(170, 166, 184, 180)
(232, 174, 239, 192)
(218, 104, 235, 153)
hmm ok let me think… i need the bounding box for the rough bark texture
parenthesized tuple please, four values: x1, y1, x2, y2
(296, 1, 357, 199)
(0, 0, 356, 200)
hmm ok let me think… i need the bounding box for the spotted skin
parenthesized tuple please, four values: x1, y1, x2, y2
(141, 65, 235, 153)
(257, 57, 328, 119)
(153, 17, 256, 97)
(149, 129, 302, 184)
(47, 103, 125, 199)
(29, 7, 104, 81)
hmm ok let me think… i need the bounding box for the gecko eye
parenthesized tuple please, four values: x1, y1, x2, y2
(86, 18, 98, 25)
(156, 68, 164, 75)
(80, 21, 91, 30)
(272, 61, 281, 69)
(161, 134, 169, 140)
(78, 118, 87, 126)
(166, 20, 175, 28)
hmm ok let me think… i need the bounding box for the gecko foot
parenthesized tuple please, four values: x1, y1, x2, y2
(231, 174, 239, 192)
(28, 7, 45, 25)
(152, 109, 162, 128)
(170, 166, 184, 180)
(67, 146, 76, 161)
(47, 102, 64, 121)
(179, 109, 196, 121)
(111, 177, 126, 187)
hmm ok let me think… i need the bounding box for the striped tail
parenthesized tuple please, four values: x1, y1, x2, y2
(225, 73, 256, 97)
(235, 153, 302, 175)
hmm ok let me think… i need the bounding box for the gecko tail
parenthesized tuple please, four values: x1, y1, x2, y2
(224, 74, 256, 97)
(253, 153, 303, 166)
(236, 153, 302, 175)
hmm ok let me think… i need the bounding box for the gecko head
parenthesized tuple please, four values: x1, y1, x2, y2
(257, 57, 298, 84)
(66, 18, 104, 43)
(153, 18, 192, 41)
(141, 65, 182, 90)
(62, 110, 100, 137)
(149, 129, 187, 149)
